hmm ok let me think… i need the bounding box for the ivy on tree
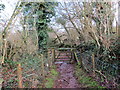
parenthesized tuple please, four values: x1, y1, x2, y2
(22, 2, 57, 50)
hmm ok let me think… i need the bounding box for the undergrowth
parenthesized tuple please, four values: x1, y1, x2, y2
(75, 65, 105, 88)
(44, 66, 58, 88)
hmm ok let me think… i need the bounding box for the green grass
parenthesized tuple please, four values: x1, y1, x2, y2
(44, 66, 58, 88)
(75, 65, 105, 88)
(45, 78, 54, 88)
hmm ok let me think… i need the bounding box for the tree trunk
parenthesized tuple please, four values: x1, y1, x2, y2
(118, 2, 120, 37)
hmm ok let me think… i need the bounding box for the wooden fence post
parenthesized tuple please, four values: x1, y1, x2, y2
(52, 48, 55, 62)
(1, 39, 7, 64)
(74, 52, 80, 65)
(50, 49, 53, 67)
(79, 49, 83, 69)
(17, 64, 23, 88)
(41, 54, 45, 77)
(71, 49, 74, 61)
(92, 53, 95, 76)
(47, 49, 50, 68)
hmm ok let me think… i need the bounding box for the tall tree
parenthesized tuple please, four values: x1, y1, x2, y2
(22, 2, 57, 50)
(118, 1, 120, 37)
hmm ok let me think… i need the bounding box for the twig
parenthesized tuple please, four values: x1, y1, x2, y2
(95, 70, 108, 84)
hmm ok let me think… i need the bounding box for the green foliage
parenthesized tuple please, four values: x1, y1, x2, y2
(45, 78, 54, 88)
(75, 65, 105, 88)
(76, 41, 96, 52)
(2, 53, 43, 88)
(110, 38, 120, 60)
(38, 30, 49, 49)
(45, 67, 58, 88)
(22, 2, 58, 50)
(4, 59, 18, 69)
(20, 54, 41, 73)
(50, 69, 58, 76)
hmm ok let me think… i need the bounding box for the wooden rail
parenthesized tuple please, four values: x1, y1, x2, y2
(48, 48, 76, 63)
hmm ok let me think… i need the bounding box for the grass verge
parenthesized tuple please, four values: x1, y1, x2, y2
(44, 66, 58, 88)
(74, 65, 105, 88)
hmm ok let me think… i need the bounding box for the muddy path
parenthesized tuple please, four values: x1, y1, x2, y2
(53, 62, 80, 88)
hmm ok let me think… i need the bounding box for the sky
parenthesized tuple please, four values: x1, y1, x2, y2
(0, 0, 119, 19)
(0, 0, 18, 19)
(0, 0, 119, 29)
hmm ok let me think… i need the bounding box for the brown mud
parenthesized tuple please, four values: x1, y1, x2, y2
(53, 62, 80, 88)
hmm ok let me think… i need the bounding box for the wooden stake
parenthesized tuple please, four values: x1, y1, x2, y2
(74, 52, 80, 65)
(79, 49, 83, 69)
(71, 49, 73, 60)
(47, 49, 50, 67)
(41, 54, 45, 77)
(50, 49, 53, 67)
(52, 48, 55, 62)
(17, 64, 23, 88)
(92, 53, 95, 76)
(1, 39, 7, 64)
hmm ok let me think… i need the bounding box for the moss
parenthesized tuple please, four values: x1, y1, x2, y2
(75, 65, 105, 88)
(51, 69, 58, 76)
(44, 66, 58, 88)
(45, 78, 54, 88)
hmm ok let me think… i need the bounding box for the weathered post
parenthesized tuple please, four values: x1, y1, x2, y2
(17, 64, 23, 88)
(50, 49, 52, 67)
(47, 48, 50, 68)
(1, 39, 7, 64)
(79, 49, 83, 69)
(71, 49, 73, 60)
(52, 48, 55, 63)
(118, 1, 120, 37)
(41, 54, 45, 77)
(71, 48, 75, 63)
(74, 52, 80, 65)
(92, 53, 95, 76)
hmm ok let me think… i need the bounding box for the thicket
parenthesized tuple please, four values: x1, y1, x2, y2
(0, 1, 57, 88)
(0, 1, 119, 88)
(52, 2, 119, 87)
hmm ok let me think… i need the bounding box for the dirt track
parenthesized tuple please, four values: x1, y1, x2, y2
(54, 62, 80, 88)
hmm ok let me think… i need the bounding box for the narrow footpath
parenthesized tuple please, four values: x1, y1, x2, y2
(53, 62, 80, 88)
